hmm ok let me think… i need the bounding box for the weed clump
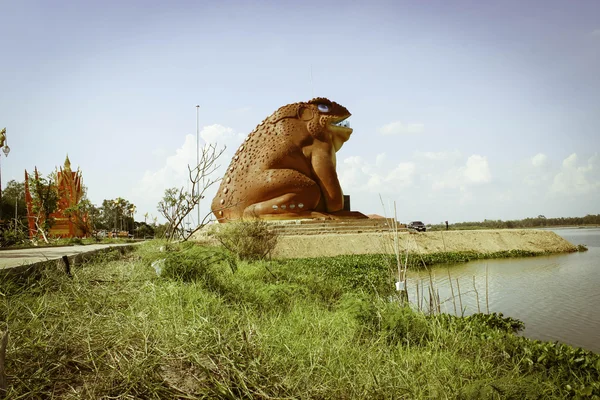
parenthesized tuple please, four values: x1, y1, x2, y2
(437, 312, 525, 334)
(577, 244, 588, 252)
(340, 294, 431, 345)
(212, 219, 278, 261)
(67, 237, 83, 245)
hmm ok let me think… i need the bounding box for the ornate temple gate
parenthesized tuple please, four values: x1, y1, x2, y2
(25, 156, 91, 239)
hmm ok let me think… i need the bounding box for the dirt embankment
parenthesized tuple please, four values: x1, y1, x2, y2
(272, 229, 577, 259)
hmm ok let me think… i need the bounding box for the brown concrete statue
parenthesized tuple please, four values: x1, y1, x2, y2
(211, 97, 353, 222)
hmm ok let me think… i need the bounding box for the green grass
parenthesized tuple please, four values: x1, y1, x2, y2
(401, 249, 561, 267)
(285, 250, 557, 274)
(1, 241, 598, 398)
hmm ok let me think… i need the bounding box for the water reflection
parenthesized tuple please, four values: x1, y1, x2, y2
(406, 228, 600, 353)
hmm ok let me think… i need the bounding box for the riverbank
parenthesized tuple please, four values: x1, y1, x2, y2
(2, 241, 598, 398)
(273, 229, 577, 258)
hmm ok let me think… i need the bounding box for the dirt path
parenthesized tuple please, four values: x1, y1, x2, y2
(272, 229, 577, 259)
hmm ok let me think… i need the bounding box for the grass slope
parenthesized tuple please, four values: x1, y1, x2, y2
(1, 241, 598, 399)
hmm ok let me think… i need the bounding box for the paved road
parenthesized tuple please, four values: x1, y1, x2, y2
(0, 243, 135, 270)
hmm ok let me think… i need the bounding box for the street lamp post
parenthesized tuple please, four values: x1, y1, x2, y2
(129, 205, 136, 236)
(113, 198, 119, 236)
(0, 128, 11, 220)
(196, 105, 200, 226)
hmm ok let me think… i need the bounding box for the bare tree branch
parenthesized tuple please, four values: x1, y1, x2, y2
(157, 143, 226, 241)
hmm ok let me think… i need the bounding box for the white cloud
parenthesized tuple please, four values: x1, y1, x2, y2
(130, 124, 241, 223)
(338, 150, 502, 221)
(464, 155, 492, 184)
(200, 123, 241, 145)
(591, 29, 600, 36)
(130, 135, 197, 218)
(431, 154, 491, 190)
(339, 153, 415, 193)
(340, 150, 490, 201)
(523, 153, 553, 187)
(339, 156, 367, 189)
(562, 153, 578, 168)
(551, 153, 600, 195)
(414, 150, 462, 162)
(367, 162, 415, 191)
(379, 121, 424, 135)
(531, 153, 548, 167)
(344, 155, 364, 167)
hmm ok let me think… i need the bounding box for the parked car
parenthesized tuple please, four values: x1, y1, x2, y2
(408, 221, 426, 232)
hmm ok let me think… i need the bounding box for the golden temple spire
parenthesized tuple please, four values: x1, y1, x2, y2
(64, 154, 71, 171)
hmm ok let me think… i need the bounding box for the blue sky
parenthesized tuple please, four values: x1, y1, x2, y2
(1, 0, 599, 225)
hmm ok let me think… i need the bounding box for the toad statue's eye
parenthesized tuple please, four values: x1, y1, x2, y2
(317, 104, 330, 113)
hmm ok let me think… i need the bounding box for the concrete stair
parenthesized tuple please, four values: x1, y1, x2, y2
(267, 218, 406, 236)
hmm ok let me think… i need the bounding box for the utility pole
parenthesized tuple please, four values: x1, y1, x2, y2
(196, 105, 200, 226)
(15, 196, 18, 235)
(0, 128, 11, 220)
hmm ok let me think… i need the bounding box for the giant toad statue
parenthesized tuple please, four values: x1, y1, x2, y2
(211, 97, 353, 222)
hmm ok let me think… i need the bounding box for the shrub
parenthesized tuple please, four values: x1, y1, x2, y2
(380, 304, 432, 345)
(0, 220, 28, 247)
(153, 223, 168, 239)
(339, 295, 432, 346)
(338, 293, 378, 327)
(136, 223, 155, 238)
(213, 219, 278, 261)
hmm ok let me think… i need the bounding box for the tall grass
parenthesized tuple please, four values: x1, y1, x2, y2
(1, 241, 598, 398)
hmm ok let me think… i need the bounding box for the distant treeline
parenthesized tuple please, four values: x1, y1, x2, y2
(430, 214, 600, 230)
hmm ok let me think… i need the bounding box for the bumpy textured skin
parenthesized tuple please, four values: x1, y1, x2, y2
(211, 98, 353, 222)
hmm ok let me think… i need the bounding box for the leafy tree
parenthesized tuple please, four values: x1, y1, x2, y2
(98, 197, 136, 233)
(64, 197, 96, 237)
(0, 180, 26, 221)
(1, 179, 30, 247)
(134, 222, 155, 238)
(28, 170, 59, 241)
(85, 201, 102, 231)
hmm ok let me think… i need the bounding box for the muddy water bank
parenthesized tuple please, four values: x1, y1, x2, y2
(406, 228, 600, 353)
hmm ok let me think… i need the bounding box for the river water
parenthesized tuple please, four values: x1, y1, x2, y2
(406, 228, 600, 353)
